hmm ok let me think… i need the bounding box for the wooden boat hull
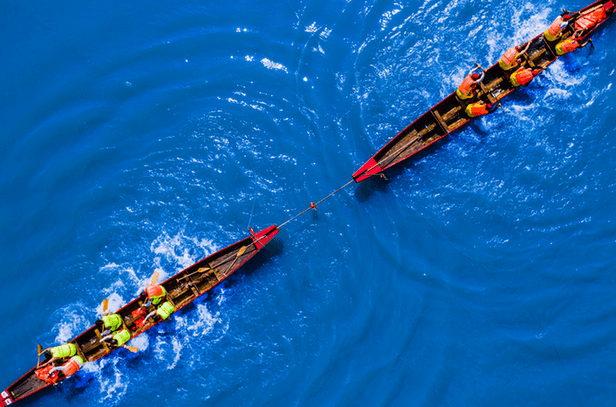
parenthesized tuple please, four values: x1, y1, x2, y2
(0, 225, 279, 406)
(352, 0, 615, 182)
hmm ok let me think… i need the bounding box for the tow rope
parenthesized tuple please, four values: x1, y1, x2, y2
(278, 179, 355, 229)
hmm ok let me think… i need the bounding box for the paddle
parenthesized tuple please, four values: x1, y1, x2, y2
(221, 246, 248, 276)
(123, 345, 139, 353)
(177, 266, 211, 281)
(36, 343, 43, 368)
(151, 270, 159, 285)
(102, 298, 109, 316)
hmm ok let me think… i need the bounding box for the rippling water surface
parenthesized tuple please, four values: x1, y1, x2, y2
(1, 0, 615, 406)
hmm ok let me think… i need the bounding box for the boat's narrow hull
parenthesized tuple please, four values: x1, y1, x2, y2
(0, 225, 279, 406)
(352, 0, 614, 182)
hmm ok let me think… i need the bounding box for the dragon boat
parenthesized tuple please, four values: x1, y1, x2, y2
(352, 0, 615, 182)
(0, 225, 279, 406)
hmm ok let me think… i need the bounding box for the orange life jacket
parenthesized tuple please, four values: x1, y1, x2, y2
(145, 284, 167, 305)
(456, 74, 476, 100)
(35, 365, 60, 385)
(544, 17, 564, 41)
(574, 7, 608, 31)
(555, 38, 581, 56)
(465, 102, 490, 118)
(61, 356, 83, 377)
(510, 68, 535, 87)
(498, 47, 519, 70)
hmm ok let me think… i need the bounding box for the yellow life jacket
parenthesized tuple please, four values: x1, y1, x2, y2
(102, 314, 123, 331)
(50, 343, 77, 359)
(156, 301, 176, 321)
(113, 328, 131, 346)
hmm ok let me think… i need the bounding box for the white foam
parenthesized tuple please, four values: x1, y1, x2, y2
(51, 303, 91, 343)
(187, 304, 221, 337)
(168, 337, 183, 370)
(100, 262, 144, 298)
(128, 334, 149, 351)
(151, 231, 217, 272)
(260, 58, 288, 73)
(97, 358, 129, 405)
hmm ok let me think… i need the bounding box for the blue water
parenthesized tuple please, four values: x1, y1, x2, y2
(1, 0, 615, 406)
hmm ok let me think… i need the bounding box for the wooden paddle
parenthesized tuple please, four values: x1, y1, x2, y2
(151, 270, 159, 285)
(123, 345, 139, 353)
(36, 343, 43, 368)
(177, 266, 211, 281)
(221, 246, 248, 276)
(102, 298, 109, 316)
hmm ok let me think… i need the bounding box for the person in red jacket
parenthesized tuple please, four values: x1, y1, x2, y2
(465, 101, 498, 118)
(510, 67, 542, 87)
(456, 70, 484, 100)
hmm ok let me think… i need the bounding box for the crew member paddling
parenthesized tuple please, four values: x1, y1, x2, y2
(465, 101, 497, 118)
(95, 313, 123, 335)
(142, 282, 168, 308)
(47, 355, 85, 380)
(498, 47, 521, 71)
(38, 343, 78, 369)
(554, 31, 593, 56)
(544, 16, 568, 42)
(555, 37, 581, 55)
(510, 67, 542, 87)
(102, 327, 132, 348)
(456, 69, 484, 100)
(140, 272, 176, 323)
(573, 3, 612, 32)
(145, 300, 176, 323)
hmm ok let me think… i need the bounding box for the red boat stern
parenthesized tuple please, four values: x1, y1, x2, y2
(1, 391, 13, 406)
(352, 158, 381, 182)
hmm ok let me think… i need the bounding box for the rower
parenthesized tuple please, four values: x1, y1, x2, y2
(509, 67, 542, 87)
(465, 101, 498, 118)
(498, 40, 531, 72)
(46, 355, 85, 380)
(145, 300, 176, 323)
(139, 270, 176, 323)
(573, 3, 612, 32)
(544, 16, 568, 42)
(95, 312, 124, 336)
(554, 32, 592, 56)
(101, 327, 132, 348)
(498, 46, 521, 71)
(38, 342, 78, 369)
(142, 282, 168, 308)
(456, 67, 484, 100)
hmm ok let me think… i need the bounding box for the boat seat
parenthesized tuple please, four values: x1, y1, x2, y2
(94, 329, 111, 353)
(431, 110, 448, 134)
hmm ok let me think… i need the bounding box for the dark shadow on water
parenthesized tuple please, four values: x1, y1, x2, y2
(354, 176, 390, 203)
(468, 118, 491, 138)
(236, 237, 283, 276)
